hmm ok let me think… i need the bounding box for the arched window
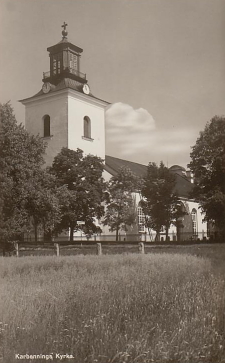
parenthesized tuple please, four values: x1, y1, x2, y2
(191, 208, 197, 235)
(83, 116, 91, 139)
(137, 204, 145, 232)
(43, 115, 50, 137)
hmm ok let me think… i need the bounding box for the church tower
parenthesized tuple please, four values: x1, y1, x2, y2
(20, 23, 109, 166)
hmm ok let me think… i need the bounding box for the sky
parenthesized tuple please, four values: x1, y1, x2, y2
(0, 0, 225, 168)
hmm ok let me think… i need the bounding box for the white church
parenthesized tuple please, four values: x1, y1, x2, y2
(20, 24, 207, 242)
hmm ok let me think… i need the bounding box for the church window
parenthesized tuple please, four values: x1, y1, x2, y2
(83, 116, 91, 139)
(138, 204, 145, 232)
(43, 115, 50, 137)
(191, 208, 197, 235)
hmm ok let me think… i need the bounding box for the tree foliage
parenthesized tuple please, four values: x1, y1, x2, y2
(50, 148, 105, 240)
(23, 171, 61, 241)
(0, 102, 59, 243)
(188, 116, 225, 237)
(140, 162, 185, 241)
(103, 166, 140, 241)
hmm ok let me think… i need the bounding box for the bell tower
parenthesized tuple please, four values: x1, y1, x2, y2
(20, 23, 109, 166)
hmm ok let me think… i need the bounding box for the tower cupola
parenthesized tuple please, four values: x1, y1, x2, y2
(42, 22, 87, 86)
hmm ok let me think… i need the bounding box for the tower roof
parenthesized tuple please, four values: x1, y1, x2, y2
(47, 39, 83, 55)
(47, 22, 83, 54)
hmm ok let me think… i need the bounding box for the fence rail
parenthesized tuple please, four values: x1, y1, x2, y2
(11, 241, 146, 257)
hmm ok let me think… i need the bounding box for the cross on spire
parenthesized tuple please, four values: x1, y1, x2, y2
(61, 22, 68, 31)
(61, 22, 68, 39)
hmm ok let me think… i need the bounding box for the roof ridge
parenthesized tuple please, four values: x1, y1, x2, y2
(174, 172, 191, 184)
(105, 155, 147, 168)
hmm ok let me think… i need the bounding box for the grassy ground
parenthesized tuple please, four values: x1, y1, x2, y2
(0, 245, 225, 363)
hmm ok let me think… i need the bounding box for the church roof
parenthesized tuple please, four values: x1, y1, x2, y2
(104, 155, 193, 199)
(172, 173, 193, 198)
(105, 155, 147, 177)
(169, 165, 186, 172)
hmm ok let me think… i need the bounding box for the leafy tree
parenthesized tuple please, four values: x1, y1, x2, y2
(50, 148, 105, 240)
(0, 102, 43, 240)
(103, 166, 140, 241)
(0, 102, 59, 245)
(188, 116, 225, 238)
(23, 170, 61, 242)
(140, 162, 184, 241)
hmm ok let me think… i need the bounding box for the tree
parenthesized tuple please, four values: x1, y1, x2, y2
(0, 102, 59, 245)
(23, 170, 61, 242)
(140, 162, 184, 241)
(0, 102, 44, 240)
(188, 116, 225, 238)
(103, 166, 140, 241)
(50, 147, 105, 240)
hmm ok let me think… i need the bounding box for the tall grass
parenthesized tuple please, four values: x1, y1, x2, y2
(0, 252, 224, 363)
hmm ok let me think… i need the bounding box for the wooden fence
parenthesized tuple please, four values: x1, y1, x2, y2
(13, 241, 145, 257)
(3, 238, 220, 257)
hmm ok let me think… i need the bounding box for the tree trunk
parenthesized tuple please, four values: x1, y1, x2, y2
(116, 225, 119, 242)
(2, 241, 6, 257)
(177, 227, 181, 242)
(116, 207, 121, 242)
(34, 223, 38, 243)
(155, 230, 160, 242)
(70, 226, 74, 242)
(176, 220, 182, 242)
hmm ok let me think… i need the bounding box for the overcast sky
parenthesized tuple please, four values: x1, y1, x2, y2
(0, 0, 225, 168)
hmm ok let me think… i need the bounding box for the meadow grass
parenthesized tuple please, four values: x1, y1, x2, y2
(0, 247, 225, 363)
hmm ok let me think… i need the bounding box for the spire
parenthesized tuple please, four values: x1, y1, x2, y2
(61, 22, 68, 40)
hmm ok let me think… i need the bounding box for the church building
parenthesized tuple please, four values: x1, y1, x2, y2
(20, 24, 207, 242)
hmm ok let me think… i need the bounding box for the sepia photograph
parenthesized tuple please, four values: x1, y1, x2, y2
(0, 0, 225, 362)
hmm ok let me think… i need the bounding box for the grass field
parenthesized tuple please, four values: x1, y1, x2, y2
(0, 244, 225, 363)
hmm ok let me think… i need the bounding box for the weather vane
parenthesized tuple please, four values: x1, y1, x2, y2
(61, 22, 68, 39)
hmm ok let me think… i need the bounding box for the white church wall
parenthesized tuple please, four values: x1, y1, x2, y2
(102, 169, 112, 182)
(22, 91, 69, 166)
(68, 91, 106, 160)
(133, 194, 208, 242)
(180, 199, 207, 239)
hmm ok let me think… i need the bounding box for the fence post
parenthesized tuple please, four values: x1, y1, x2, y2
(15, 242, 19, 257)
(96, 243, 102, 256)
(55, 243, 60, 257)
(138, 242, 145, 254)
